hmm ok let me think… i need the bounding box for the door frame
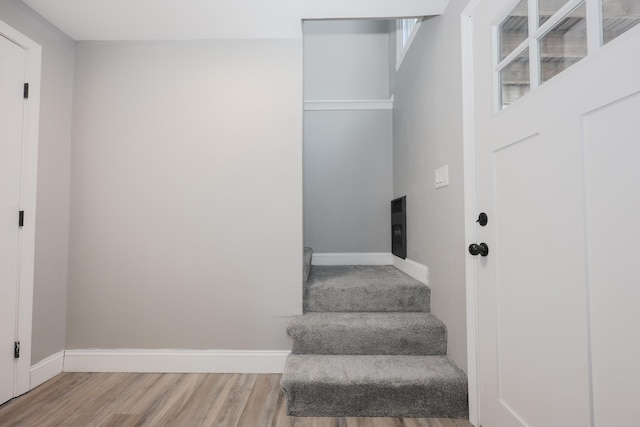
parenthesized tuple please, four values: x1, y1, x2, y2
(0, 19, 42, 397)
(461, 0, 483, 425)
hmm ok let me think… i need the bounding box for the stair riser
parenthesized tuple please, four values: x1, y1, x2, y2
(284, 382, 469, 418)
(304, 286, 430, 313)
(289, 326, 446, 355)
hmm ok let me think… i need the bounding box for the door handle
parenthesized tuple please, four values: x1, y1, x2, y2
(469, 243, 489, 257)
(476, 212, 488, 226)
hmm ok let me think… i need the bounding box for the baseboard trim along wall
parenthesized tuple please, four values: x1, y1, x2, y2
(62, 349, 289, 373)
(312, 252, 394, 266)
(393, 256, 429, 284)
(31, 351, 65, 389)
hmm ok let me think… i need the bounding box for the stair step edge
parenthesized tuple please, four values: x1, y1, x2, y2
(282, 354, 466, 384)
(281, 355, 468, 418)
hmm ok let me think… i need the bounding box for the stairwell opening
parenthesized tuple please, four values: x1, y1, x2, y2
(302, 19, 394, 256)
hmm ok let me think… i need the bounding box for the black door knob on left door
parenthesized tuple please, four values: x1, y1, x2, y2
(469, 243, 489, 257)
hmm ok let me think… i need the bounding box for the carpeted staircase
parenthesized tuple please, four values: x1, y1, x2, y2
(281, 249, 468, 418)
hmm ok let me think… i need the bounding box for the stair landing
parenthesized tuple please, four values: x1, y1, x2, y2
(304, 265, 430, 313)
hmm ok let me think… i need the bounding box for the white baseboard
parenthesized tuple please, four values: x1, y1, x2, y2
(63, 349, 289, 374)
(31, 351, 64, 389)
(312, 252, 393, 266)
(393, 256, 429, 284)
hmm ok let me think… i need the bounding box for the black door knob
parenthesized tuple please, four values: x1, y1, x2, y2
(469, 243, 489, 257)
(476, 212, 488, 226)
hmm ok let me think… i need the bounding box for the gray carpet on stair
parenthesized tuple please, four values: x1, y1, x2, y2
(282, 354, 469, 418)
(303, 247, 312, 283)
(284, 262, 468, 418)
(304, 265, 430, 313)
(287, 312, 446, 355)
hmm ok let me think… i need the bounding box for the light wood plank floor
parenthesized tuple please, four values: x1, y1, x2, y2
(0, 373, 473, 427)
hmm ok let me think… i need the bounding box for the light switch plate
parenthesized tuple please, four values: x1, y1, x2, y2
(435, 165, 449, 189)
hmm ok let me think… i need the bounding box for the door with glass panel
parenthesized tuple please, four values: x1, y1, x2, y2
(469, 0, 640, 425)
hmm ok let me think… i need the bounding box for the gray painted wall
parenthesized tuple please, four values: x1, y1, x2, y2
(0, 1, 468, 369)
(68, 40, 303, 350)
(391, 0, 469, 372)
(303, 20, 392, 253)
(304, 110, 392, 252)
(304, 20, 390, 100)
(0, 0, 74, 365)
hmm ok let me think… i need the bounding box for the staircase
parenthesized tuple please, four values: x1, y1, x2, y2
(281, 251, 468, 418)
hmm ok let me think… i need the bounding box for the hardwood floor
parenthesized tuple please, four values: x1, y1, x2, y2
(0, 373, 473, 427)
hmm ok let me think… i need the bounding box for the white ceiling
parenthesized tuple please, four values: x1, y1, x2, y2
(21, 0, 449, 40)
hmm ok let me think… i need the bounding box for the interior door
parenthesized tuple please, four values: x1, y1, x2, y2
(470, 0, 640, 426)
(0, 34, 27, 405)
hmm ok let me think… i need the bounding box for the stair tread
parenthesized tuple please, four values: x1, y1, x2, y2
(282, 354, 468, 418)
(307, 265, 425, 289)
(305, 265, 430, 313)
(288, 312, 444, 331)
(282, 354, 465, 385)
(288, 312, 446, 355)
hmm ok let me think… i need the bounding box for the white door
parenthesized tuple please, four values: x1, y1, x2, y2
(470, 0, 640, 425)
(0, 34, 27, 405)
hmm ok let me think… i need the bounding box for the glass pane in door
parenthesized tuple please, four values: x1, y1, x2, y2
(539, 0, 570, 26)
(499, 0, 529, 61)
(539, 2, 587, 83)
(500, 48, 530, 108)
(602, 0, 640, 44)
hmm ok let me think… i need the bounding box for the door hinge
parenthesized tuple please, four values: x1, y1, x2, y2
(14, 341, 20, 359)
(19, 210, 24, 227)
(23, 83, 29, 99)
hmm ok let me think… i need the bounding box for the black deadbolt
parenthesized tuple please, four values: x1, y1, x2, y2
(476, 212, 488, 227)
(469, 243, 489, 257)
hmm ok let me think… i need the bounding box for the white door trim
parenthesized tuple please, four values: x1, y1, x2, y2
(461, 1, 483, 425)
(0, 19, 42, 396)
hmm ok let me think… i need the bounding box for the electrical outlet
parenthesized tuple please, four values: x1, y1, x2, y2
(435, 165, 449, 189)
